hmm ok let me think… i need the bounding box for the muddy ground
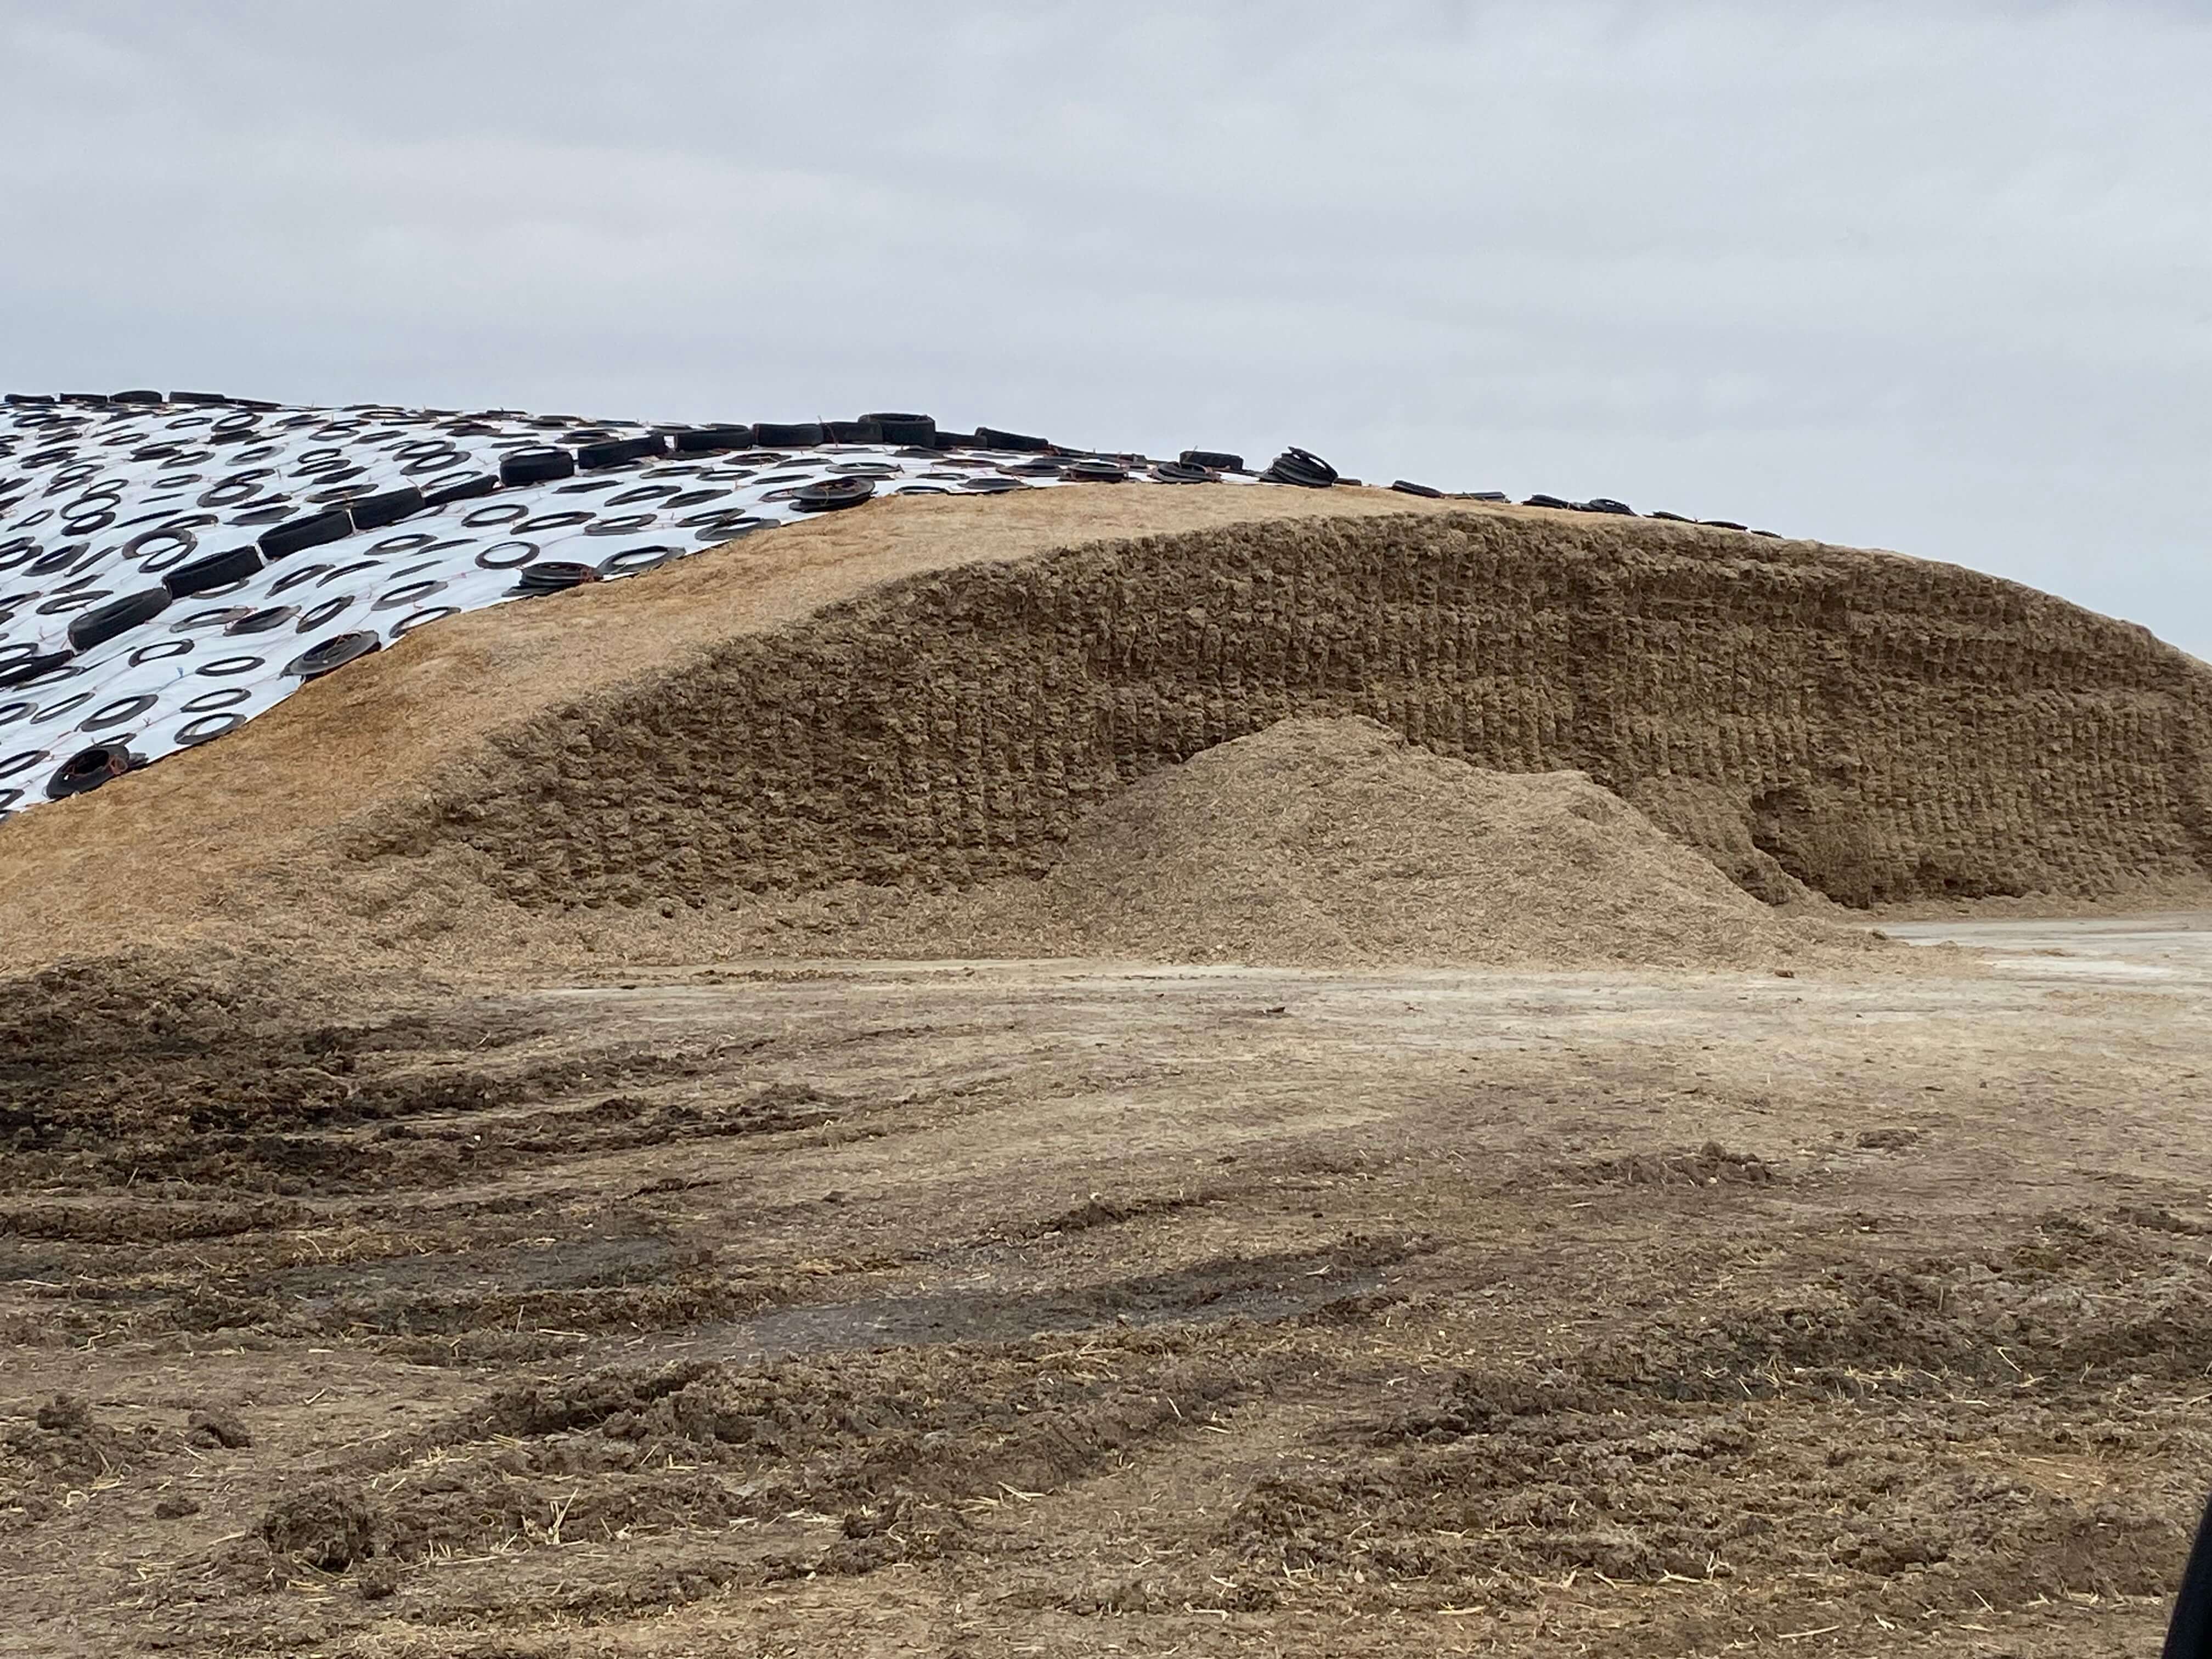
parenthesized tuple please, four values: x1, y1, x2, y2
(4, 918, 2211, 1656)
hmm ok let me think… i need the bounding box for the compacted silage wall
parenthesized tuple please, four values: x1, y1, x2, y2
(343, 510, 2212, 911)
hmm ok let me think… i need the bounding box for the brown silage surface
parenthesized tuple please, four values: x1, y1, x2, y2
(1, 484, 2208, 983)
(0, 485, 1472, 970)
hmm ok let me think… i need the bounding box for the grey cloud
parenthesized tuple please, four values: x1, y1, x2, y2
(2, 0, 2207, 649)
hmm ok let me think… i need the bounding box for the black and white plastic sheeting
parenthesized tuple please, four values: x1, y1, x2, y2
(0, 397, 1313, 822)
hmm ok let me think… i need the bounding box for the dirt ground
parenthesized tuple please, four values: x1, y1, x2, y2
(0, 917, 2207, 1657)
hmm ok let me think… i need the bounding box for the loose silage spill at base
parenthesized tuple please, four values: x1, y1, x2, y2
(4, 945, 2211, 1656)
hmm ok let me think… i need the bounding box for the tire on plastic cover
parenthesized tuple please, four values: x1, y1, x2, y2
(1263, 448, 1338, 488)
(499, 447, 577, 486)
(0, 649, 75, 692)
(45, 742, 136, 799)
(259, 507, 354, 560)
(66, 588, 172, 652)
(861, 413, 936, 445)
(752, 421, 824, 448)
(512, 561, 601, 594)
(424, 472, 499, 507)
(792, 477, 876, 512)
(163, 544, 264, 598)
(974, 426, 1050, 453)
(673, 425, 753, 454)
(348, 484, 425, 530)
(577, 435, 664, 471)
(284, 631, 382, 680)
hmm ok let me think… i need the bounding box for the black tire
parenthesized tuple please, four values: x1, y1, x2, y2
(182, 686, 253, 713)
(929, 430, 980, 450)
(348, 484, 425, 531)
(597, 545, 679, 577)
(1700, 519, 1747, 531)
(1149, 461, 1215, 483)
(825, 420, 874, 443)
(225, 605, 298, 635)
(111, 389, 163, 405)
(1467, 490, 1508, 502)
(673, 425, 753, 454)
(753, 421, 825, 448)
(1523, 494, 1575, 509)
(1263, 447, 1338, 488)
(1180, 448, 1243, 472)
(1578, 498, 1635, 516)
(1391, 479, 1444, 498)
(268, 562, 335, 596)
(512, 561, 601, 594)
(861, 413, 936, 445)
(974, 426, 1049, 453)
(1648, 510, 1692, 523)
(176, 712, 244, 746)
(499, 447, 577, 486)
(168, 391, 229, 406)
(296, 596, 356, 631)
(690, 516, 774, 541)
(958, 476, 1025, 494)
(373, 579, 447, 611)
(606, 484, 680, 507)
(0, 650, 74, 692)
(78, 692, 159, 731)
(473, 540, 539, 570)
(1063, 459, 1128, 483)
(792, 477, 876, 512)
(191, 654, 264, 678)
(46, 743, 136, 798)
(198, 475, 267, 508)
(46, 752, 139, 809)
(390, 606, 459, 637)
(163, 544, 263, 598)
(30, 551, 95, 585)
(259, 507, 354, 560)
(423, 472, 499, 507)
(517, 510, 594, 534)
(577, 435, 665, 471)
(170, 605, 251, 633)
(284, 631, 382, 680)
(585, 513, 662, 535)
(126, 525, 205, 567)
(67, 588, 172, 651)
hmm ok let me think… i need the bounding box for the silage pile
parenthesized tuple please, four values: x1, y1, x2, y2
(1019, 717, 1824, 967)
(757, 716, 1858, 970)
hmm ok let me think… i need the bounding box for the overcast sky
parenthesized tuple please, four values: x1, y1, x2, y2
(4, 2, 2208, 654)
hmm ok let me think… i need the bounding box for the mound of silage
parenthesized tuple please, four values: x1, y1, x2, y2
(850, 716, 1858, 969)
